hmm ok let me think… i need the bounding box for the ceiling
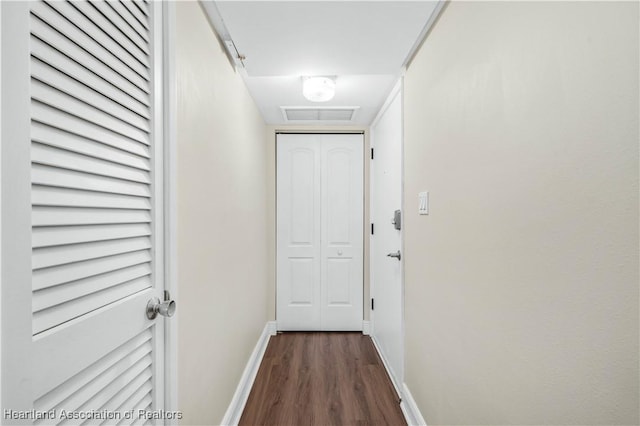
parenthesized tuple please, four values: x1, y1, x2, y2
(205, 1, 441, 126)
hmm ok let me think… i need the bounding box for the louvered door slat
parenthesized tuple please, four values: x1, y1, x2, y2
(69, 361, 151, 423)
(33, 276, 151, 334)
(131, 413, 151, 426)
(134, 0, 149, 17)
(32, 144, 151, 184)
(32, 59, 150, 132)
(33, 223, 151, 247)
(32, 103, 150, 158)
(46, 0, 151, 77)
(33, 250, 152, 291)
(31, 2, 150, 92)
(71, 1, 150, 64)
(32, 80, 150, 146)
(33, 186, 152, 210)
(33, 237, 151, 270)
(33, 207, 151, 227)
(116, 388, 153, 426)
(116, 390, 153, 426)
(32, 165, 151, 197)
(120, 0, 149, 31)
(30, 32, 150, 109)
(32, 123, 151, 170)
(33, 263, 152, 311)
(34, 330, 152, 413)
(76, 0, 150, 57)
(96, 367, 152, 417)
(108, 1, 149, 42)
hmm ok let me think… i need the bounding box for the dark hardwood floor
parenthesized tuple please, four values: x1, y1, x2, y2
(239, 332, 406, 426)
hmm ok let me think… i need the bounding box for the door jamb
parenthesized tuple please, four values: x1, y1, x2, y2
(0, 0, 4, 409)
(1, 0, 4, 408)
(163, 0, 179, 419)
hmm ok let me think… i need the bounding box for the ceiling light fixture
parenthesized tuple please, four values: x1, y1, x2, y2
(302, 76, 336, 102)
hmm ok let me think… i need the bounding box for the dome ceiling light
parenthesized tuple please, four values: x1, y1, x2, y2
(302, 76, 336, 102)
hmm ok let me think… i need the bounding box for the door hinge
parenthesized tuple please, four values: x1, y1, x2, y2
(371, 298, 375, 311)
(370, 148, 374, 159)
(371, 223, 374, 235)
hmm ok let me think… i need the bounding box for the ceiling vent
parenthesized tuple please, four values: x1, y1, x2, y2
(281, 107, 360, 122)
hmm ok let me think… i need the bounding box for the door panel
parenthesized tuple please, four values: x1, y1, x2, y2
(277, 136, 321, 330)
(289, 259, 314, 305)
(326, 259, 350, 304)
(277, 134, 363, 331)
(289, 149, 316, 244)
(321, 136, 363, 330)
(371, 84, 404, 391)
(1, 0, 166, 421)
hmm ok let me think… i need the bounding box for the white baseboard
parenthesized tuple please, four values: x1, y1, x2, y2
(220, 321, 275, 426)
(362, 320, 370, 335)
(400, 383, 427, 426)
(370, 335, 402, 400)
(267, 320, 277, 335)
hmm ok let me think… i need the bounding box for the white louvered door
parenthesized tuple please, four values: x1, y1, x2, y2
(1, 1, 168, 423)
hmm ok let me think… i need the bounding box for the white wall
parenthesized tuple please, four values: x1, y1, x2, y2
(403, 2, 639, 424)
(176, 3, 269, 423)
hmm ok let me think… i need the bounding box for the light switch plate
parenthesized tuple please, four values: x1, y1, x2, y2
(419, 191, 429, 215)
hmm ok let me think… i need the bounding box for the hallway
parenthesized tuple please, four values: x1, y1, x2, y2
(0, 0, 638, 425)
(239, 333, 405, 426)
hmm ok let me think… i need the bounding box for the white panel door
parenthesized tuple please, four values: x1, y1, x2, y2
(1, 1, 169, 423)
(371, 83, 404, 391)
(276, 134, 322, 330)
(320, 135, 364, 330)
(277, 134, 363, 331)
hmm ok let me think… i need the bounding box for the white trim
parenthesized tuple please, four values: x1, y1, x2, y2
(400, 383, 427, 426)
(403, 0, 447, 69)
(267, 320, 277, 336)
(1, 2, 33, 411)
(162, 0, 179, 420)
(370, 334, 402, 400)
(198, 0, 242, 70)
(150, 0, 167, 413)
(371, 78, 402, 129)
(221, 322, 275, 426)
(362, 320, 370, 335)
(0, 0, 3, 409)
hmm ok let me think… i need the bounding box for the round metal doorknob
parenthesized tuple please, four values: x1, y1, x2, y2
(146, 297, 176, 320)
(387, 250, 401, 261)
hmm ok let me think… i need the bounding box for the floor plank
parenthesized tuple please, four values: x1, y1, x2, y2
(239, 332, 406, 426)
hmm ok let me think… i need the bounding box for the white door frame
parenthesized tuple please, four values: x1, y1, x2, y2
(0, 0, 4, 408)
(0, 0, 179, 417)
(1, 2, 33, 410)
(369, 79, 405, 396)
(162, 0, 179, 418)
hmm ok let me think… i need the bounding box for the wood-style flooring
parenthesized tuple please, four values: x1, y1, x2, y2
(239, 332, 406, 426)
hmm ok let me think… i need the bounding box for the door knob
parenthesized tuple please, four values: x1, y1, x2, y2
(387, 250, 401, 261)
(146, 296, 176, 320)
